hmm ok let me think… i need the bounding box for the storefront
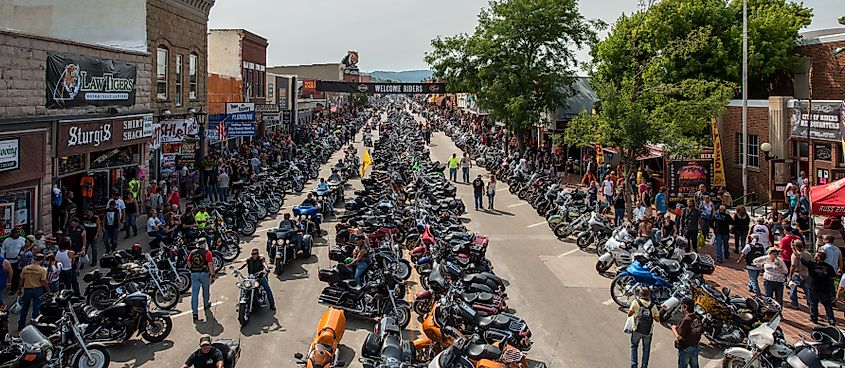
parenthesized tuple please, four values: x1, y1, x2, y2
(0, 129, 49, 239)
(789, 100, 844, 185)
(54, 114, 153, 214)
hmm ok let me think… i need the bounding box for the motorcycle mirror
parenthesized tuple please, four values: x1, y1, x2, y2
(721, 287, 730, 298)
(294, 353, 303, 360)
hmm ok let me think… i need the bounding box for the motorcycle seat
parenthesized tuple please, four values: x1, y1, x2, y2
(477, 314, 511, 330)
(342, 280, 364, 291)
(657, 259, 681, 273)
(463, 292, 494, 304)
(467, 343, 502, 361)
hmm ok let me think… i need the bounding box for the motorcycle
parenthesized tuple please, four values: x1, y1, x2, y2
(317, 266, 411, 328)
(575, 212, 614, 253)
(722, 315, 842, 368)
(691, 281, 780, 346)
(360, 317, 416, 368)
(295, 308, 348, 368)
(268, 225, 313, 275)
(233, 268, 270, 326)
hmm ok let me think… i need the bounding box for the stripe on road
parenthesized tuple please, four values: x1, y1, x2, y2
(526, 221, 547, 228)
(558, 248, 580, 258)
(496, 188, 508, 192)
(173, 301, 224, 318)
(602, 298, 615, 306)
(507, 202, 527, 208)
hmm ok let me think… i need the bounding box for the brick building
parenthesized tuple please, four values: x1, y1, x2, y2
(207, 29, 269, 114)
(0, 29, 153, 234)
(720, 29, 845, 205)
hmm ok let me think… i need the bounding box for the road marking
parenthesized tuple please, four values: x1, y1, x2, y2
(703, 360, 721, 368)
(526, 221, 546, 228)
(496, 188, 508, 192)
(507, 202, 527, 208)
(558, 248, 580, 258)
(602, 298, 615, 306)
(173, 301, 224, 318)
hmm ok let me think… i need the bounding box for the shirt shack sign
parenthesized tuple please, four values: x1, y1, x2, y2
(46, 52, 137, 109)
(57, 114, 153, 156)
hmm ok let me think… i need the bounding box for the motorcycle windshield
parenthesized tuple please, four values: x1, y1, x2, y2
(19, 325, 52, 348)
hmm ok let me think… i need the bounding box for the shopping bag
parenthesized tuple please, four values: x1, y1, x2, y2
(623, 315, 635, 334)
(9, 297, 22, 314)
(698, 233, 705, 249)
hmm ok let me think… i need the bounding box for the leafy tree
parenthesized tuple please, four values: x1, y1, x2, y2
(350, 92, 369, 107)
(425, 0, 603, 150)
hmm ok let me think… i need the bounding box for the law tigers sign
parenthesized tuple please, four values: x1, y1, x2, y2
(46, 52, 137, 109)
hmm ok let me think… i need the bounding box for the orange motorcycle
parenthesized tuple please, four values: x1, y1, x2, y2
(294, 308, 347, 368)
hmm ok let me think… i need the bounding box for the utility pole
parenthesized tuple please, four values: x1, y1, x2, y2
(741, 0, 748, 205)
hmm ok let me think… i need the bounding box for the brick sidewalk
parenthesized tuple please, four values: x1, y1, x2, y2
(696, 239, 835, 342)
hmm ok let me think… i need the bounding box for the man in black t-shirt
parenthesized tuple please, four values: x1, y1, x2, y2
(238, 248, 275, 310)
(182, 334, 223, 368)
(181, 207, 198, 242)
(472, 175, 485, 211)
(803, 250, 837, 325)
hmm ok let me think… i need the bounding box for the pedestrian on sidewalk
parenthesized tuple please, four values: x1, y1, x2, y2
(587, 181, 598, 207)
(699, 196, 714, 243)
(750, 217, 772, 250)
(712, 205, 733, 263)
(807, 249, 837, 325)
(779, 226, 801, 270)
(82, 210, 100, 266)
(486, 175, 497, 210)
(628, 288, 660, 368)
(789, 240, 812, 310)
(655, 187, 668, 215)
(2, 231, 23, 294)
(738, 234, 765, 297)
(754, 247, 789, 309)
(460, 153, 472, 183)
(447, 153, 459, 182)
(613, 189, 626, 227)
(218, 170, 230, 203)
(679, 199, 700, 252)
(56, 237, 79, 296)
(472, 175, 485, 211)
(66, 218, 87, 268)
(672, 297, 703, 368)
(16, 253, 48, 331)
(732, 205, 750, 254)
(102, 202, 119, 254)
(820, 235, 843, 275)
(188, 238, 215, 320)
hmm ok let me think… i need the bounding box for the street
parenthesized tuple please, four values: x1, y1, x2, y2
(98, 112, 723, 368)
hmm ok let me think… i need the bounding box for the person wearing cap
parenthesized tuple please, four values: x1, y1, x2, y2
(17, 252, 48, 331)
(753, 246, 789, 309)
(237, 248, 275, 310)
(806, 249, 837, 325)
(472, 174, 485, 211)
(188, 238, 215, 320)
(181, 334, 223, 368)
(17, 235, 39, 271)
(738, 234, 766, 297)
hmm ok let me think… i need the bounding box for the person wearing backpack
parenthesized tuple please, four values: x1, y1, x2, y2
(672, 297, 703, 368)
(627, 287, 661, 368)
(187, 238, 215, 320)
(737, 234, 765, 297)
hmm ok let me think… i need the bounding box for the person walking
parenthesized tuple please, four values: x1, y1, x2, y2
(732, 205, 751, 254)
(754, 247, 789, 309)
(819, 234, 843, 275)
(487, 175, 497, 210)
(712, 204, 733, 263)
(102, 201, 120, 254)
(82, 209, 100, 266)
(237, 248, 276, 311)
(188, 237, 215, 320)
(602, 175, 614, 205)
(789, 240, 813, 310)
(0, 251, 12, 306)
(628, 288, 661, 368)
(472, 175, 485, 211)
(737, 235, 765, 297)
(16, 253, 48, 331)
(124, 193, 139, 239)
(807, 249, 837, 325)
(55, 238, 76, 294)
(672, 297, 703, 368)
(447, 153, 459, 182)
(679, 199, 700, 252)
(2, 231, 24, 295)
(460, 153, 472, 183)
(749, 217, 772, 251)
(613, 189, 626, 227)
(66, 218, 87, 269)
(218, 170, 230, 203)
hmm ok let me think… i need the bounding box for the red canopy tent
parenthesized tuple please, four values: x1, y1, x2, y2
(810, 177, 845, 216)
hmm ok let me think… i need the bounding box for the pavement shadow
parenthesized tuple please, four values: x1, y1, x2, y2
(275, 257, 317, 281)
(194, 309, 225, 336)
(527, 359, 549, 368)
(240, 312, 284, 336)
(338, 345, 357, 367)
(699, 342, 725, 360)
(108, 339, 175, 367)
(345, 315, 376, 332)
(486, 209, 515, 216)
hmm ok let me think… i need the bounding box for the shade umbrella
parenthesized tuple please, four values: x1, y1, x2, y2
(810, 177, 845, 216)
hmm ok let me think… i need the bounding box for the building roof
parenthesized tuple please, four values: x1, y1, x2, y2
(798, 28, 845, 45)
(556, 77, 597, 120)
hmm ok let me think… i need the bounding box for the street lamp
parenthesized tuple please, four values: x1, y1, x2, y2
(760, 142, 778, 161)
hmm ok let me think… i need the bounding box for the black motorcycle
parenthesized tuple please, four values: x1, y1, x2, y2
(360, 317, 415, 368)
(233, 268, 270, 326)
(317, 266, 411, 328)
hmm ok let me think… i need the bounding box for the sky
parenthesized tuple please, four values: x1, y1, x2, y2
(208, 0, 843, 72)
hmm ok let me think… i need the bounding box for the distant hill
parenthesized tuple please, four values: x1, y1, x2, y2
(370, 70, 433, 83)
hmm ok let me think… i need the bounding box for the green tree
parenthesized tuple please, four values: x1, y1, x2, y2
(425, 0, 603, 150)
(350, 92, 369, 107)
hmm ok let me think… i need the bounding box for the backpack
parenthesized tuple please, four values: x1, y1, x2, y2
(746, 243, 765, 266)
(635, 300, 654, 335)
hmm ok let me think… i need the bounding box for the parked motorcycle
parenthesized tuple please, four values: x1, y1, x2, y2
(295, 308, 347, 368)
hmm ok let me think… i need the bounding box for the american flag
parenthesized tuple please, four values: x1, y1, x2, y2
(217, 121, 227, 141)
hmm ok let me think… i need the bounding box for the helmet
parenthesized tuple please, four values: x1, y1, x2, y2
(131, 243, 142, 252)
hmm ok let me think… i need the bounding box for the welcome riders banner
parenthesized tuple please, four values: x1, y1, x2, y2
(46, 52, 137, 109)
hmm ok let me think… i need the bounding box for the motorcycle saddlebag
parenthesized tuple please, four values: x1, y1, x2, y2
(687, 253, 715, 275)
(474, 235, 490, 248)
(329, 246, 348, 262)
(211, 338, 241, 368)
(98, 255, 120, 269)
(318, 268, 341, 284)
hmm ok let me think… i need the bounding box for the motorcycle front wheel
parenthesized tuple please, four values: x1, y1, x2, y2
(238, 302, 250, 326)
(71, 346, 110, 368)
(553, 223, 573, 239)
(388, 305, 411, 329)
(595, 259, 613, 273)
(721, 356, 750, 368)
(575, 233, 592, 250)
(219, 241, 241, 262)
(392, 259, 412, 281)
(610, 275, 636, 309)
(141, 315, 173, 342)
(153, 283, 180, 310)
(239, 220, 257, 236)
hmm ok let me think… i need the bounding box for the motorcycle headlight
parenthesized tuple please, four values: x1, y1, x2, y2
(694, 305, 705, 315)
(252, 281, 259, 288)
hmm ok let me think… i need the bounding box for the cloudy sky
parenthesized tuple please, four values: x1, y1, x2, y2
(209, 0, 843, 72)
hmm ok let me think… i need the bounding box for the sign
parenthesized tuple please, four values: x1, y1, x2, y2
(46, 52, 137, 109)
(303, 80, 317, 90)
(815, 143, 833, 161)
(316, 81, 446, 94)
(58, 114, 154, 156)
(278, 87, 288, 109)
(226, 122, 257, 137)
(0, 138, 20, 172)
(226, 102, 255, 114)
(668, 159, 714, 198)
(282, 110, 292, 124)
(711, 119, 726, 187)
(206, 122, 221, 141)
(155, 118, 199, 145)
(255, 104, 280, 113)
(791, 100, 843, 142)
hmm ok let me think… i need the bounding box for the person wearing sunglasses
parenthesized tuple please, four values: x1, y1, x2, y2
(238, 248, 275, 310)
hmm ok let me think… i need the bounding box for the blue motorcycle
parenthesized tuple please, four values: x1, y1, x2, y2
(610, 260, 675, 309)
(293, 205, 322, 237)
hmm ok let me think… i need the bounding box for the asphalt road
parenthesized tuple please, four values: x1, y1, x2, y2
(100, 111, 725, 368)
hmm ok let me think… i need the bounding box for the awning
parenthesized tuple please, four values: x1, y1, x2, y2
(602, 144, 664, 160)
(811, 177, 845, 216)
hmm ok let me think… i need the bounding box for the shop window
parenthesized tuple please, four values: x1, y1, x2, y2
(189, 54, 198, 100)
(0, 188, 35, 240)
(157, 47, 168, 100)
(736, 133, 759, 168)
(90, 145, 139, 170)
(175, 54, 183, 106)
(57, 154, 84, 176)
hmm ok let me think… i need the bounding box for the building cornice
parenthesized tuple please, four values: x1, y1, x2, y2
(157, 0, 215, 19)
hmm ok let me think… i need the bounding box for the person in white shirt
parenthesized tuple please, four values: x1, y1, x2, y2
(146, 209, 164, 248)
(602, 178, 614, 205)
(2, 231, 25, 294)
(749, 217, 771, 248)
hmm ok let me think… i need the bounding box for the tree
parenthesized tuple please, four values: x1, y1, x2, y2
(425, 0, 603, 150)
(350, 92, 369, 107)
